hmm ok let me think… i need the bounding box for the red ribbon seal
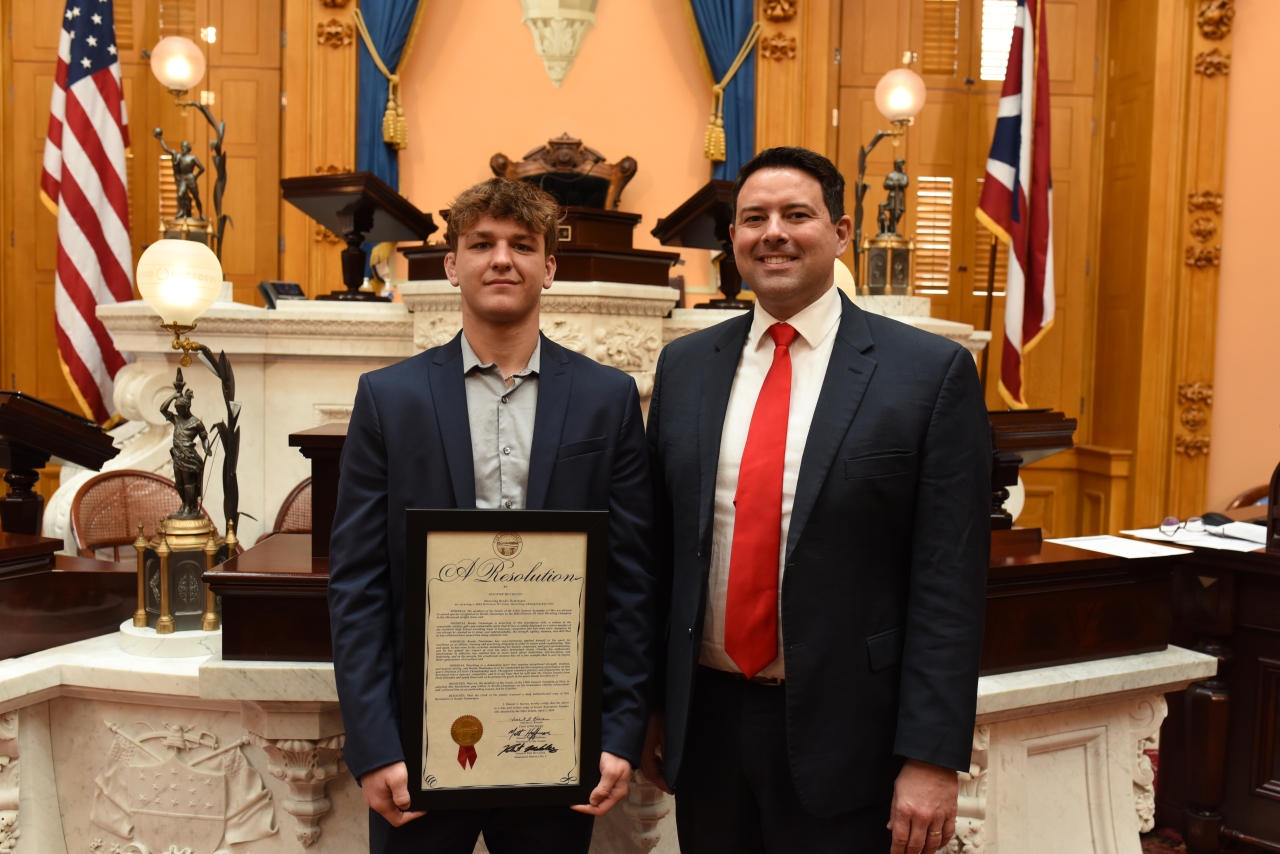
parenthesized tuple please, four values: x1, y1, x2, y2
(457, 745, 478, 769)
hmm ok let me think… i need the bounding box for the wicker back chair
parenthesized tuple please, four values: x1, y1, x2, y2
(69, 470, 190, 559)
(257, 478, 312, 544)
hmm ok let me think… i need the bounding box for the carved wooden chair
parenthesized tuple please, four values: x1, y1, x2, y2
(69, 469, 192, 559)
(490, 133, 637, 210)
(256, 478, 312, 544)
(1225, 484, 1270, 510)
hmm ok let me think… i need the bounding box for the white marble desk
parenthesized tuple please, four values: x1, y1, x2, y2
(0, 637, 1215, 854)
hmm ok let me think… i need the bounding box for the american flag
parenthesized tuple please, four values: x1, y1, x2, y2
(40, 0, 133, 425)
(976, 0, 1053, 409)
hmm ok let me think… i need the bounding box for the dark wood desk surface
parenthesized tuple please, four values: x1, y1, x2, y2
(0, 553, 135, 659)
(204, 531, 329, 587)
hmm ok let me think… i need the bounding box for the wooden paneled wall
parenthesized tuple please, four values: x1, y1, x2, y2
(0, 0, 282, 410)
(757, 0, 1236, 534)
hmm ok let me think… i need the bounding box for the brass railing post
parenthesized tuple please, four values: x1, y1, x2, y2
(133, 523, 148, 627)
(202, 530, 220, 631)
(156, 532, 175, 634)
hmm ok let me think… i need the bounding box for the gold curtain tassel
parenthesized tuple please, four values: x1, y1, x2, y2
(697, 22, 762, 164)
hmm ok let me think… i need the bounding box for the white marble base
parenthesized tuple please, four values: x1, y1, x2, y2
(118, 622, 222, 659)
(0, 637, 1214, 854)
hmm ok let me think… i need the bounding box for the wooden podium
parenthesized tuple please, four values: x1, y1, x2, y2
(651, 180, 752, 309)
(280, 171, 437, 301)
(0, 391, 118, 535)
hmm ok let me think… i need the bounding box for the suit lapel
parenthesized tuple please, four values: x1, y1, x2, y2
(698, 312, 754, 550)
(428, 332, 476, 509)
(526, 334, 571, 510)
(786, 292, 878, 559)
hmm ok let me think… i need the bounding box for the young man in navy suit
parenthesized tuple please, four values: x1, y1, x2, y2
(328, 178, 658, 854)
(643, 147, 990, 854)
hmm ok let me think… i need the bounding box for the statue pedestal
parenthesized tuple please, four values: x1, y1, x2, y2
(118, 620, 222, 658)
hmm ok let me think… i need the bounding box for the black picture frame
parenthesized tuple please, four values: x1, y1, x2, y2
(402, 508, 609, 810)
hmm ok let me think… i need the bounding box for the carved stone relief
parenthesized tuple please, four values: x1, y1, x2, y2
(520, 0, 598, 88)
(540, 318, 586, 354)
(1197, 0, 1235, 40)
(0, 711, 17, 854)
(316, 19, 354, 49)
(595, 320, 660, 371)
(313, 404, 353, 427)
(1195, 48, 1232, 76)
(621, 770, 670, 852)
(760, 33, 798, 61)
(762, 0, 798, 22)
(1130, 695, 1168, 833)
(414, 315, 461, 351)
(945, 726, 988, 854)
(89, 720, 277, 854)
(247, 734, 346, 849)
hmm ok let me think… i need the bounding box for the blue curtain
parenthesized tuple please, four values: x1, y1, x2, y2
(356, 0, 421, 190)
(688, 0, 757, 180)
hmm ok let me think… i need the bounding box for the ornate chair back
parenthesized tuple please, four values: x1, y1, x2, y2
(490, 133, 637, 210)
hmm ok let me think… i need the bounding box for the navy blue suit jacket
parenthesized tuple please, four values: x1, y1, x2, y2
(329, 332, 659, 781)
(648, 291, 990, 816)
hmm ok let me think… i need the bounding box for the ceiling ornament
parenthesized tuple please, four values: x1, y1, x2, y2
(520, 0, 599, 88)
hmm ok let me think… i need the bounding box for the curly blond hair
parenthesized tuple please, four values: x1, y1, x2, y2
(444, 178, 561, 257)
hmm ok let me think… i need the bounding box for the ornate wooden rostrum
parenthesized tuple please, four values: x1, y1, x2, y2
(139, 515, 231, 634)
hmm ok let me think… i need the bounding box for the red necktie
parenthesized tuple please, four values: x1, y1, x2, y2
(724, 322, 798, 678)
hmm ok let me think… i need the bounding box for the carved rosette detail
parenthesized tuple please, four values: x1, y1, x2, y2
(595, 320, 660, 371)
(761, 33, 798, 61)
(1188, 191, 1225, 213)
(540, 318, 587, 354)
(1185, 246, 1221, 268)
(1176, 381, 1212, 456)
(414, 315, 461, 351)
(1130, 695, 1168, 833)
(247, 734, 346, 849)
(762, 0, 798, 22)
(314, 225, 342, 245)
(1189, 216, 1217, 244)
(1197, 0, 1235, 40)
(944, 726, 988, 854)
(1195, 48, 1232, 76)
(0, 711, 18, 854)
(316, 19, 354, 49)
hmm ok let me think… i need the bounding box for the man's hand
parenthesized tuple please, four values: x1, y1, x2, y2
(639, 712, 673, 794)
(887, 759, 958, 854)
(361, 761, 427, 827)
(571, 752, 631, 816)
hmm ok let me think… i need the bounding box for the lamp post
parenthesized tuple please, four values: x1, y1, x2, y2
(134, 239, 244, 633)
(148, 35, 231, 261)
(853, 68, 927, 294)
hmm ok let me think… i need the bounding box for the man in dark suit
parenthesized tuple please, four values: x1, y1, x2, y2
(328, 178, 658, 854)
(642, 147, 990, 854)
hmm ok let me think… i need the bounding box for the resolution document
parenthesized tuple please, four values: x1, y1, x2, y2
(421, 530, 586, 791)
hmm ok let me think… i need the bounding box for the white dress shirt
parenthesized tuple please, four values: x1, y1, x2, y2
(699, 284, 843, 679)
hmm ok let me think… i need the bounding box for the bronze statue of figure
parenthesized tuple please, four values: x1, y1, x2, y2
(878, 158, 909, 237)
(161, 372, 211, 519)
(154, 128, 206, 220)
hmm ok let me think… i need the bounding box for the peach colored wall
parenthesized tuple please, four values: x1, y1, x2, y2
(1206, 0, 1280, 509)
(397, 0, 715, 293)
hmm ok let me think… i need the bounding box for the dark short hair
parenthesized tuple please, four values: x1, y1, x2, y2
(732, 146, 846, 224)
(445, 177, 562, 257)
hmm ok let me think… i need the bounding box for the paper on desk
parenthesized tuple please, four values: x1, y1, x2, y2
(1220, 521, 1267, 544)
(1047, 535, 1191, 558)
(1122, 528, 1263, 552)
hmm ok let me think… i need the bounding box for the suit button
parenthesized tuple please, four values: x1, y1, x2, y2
(688, 627, 693, 640)
(697, 550, 703, 559)
(503, 446, 511, 455)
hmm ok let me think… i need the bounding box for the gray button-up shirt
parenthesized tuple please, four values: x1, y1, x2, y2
(460, 333, 540, 510)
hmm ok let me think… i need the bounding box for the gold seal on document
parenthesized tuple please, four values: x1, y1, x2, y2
(493, 532, 523, 559)
(451, 715, 484, 747)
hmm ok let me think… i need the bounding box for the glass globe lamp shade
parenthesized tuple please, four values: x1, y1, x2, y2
(136, 239, 223, 327)
(149, 36, 207, 92)
(874, 68, 927, 122)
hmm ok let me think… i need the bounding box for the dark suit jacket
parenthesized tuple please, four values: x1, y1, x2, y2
(329, 332, 658, 782)
(648, 290, 990, 816)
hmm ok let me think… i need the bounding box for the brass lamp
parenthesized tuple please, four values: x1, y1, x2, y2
(853, 68, 927, 295)
(135, 238, 229, 634)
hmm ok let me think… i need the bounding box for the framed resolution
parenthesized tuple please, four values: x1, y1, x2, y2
(402, 509, 608, 810)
